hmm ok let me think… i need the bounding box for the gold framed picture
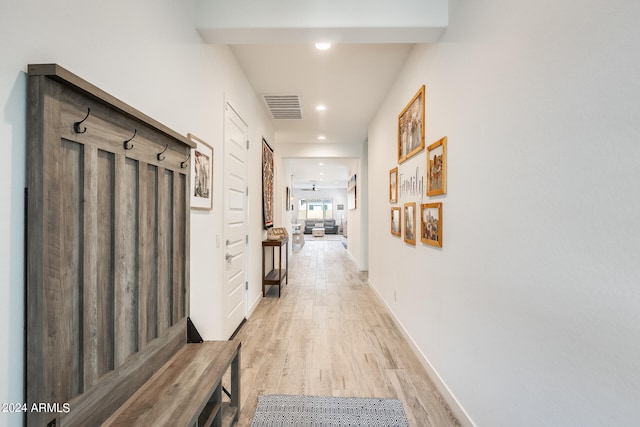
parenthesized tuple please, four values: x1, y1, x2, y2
(427, 136, 447, 196)
(391, 207, 401, 236)
(389, 167, 398, 203)
(398, 85, 425, 164)
(420, 203, 442, 247)
(404, 202, 416, 245)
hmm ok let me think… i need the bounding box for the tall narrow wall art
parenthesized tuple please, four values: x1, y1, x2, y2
(348, 174, 357, 210)
(262, 138, 274, 229)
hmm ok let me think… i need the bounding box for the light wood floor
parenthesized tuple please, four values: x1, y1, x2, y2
(232, 239, 460, 426)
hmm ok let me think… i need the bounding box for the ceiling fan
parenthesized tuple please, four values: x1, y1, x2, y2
(301, 183, 319, 191)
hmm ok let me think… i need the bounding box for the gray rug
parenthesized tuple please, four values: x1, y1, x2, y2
(250, 394, 410, 426)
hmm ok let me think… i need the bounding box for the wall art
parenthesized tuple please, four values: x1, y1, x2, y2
(421, 202, 442, 247)
(391, 207, 401, 236)
(285, 186, 290, 211)
(389, 167, 398, 203)
(189, 133, 213, 210)
(348, 174, 357, 210)
(404, 202, 416, 245)
(398, 85, 425, 164)
(262, 138, 274, 229)
(427, 136, 447, 196)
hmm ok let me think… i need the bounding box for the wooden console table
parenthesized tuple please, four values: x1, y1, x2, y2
(262, 238, 288, 297)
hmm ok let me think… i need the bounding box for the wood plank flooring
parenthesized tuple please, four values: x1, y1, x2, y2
(232, 238, 460, 426)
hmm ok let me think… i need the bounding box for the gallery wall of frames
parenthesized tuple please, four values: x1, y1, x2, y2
(390, 85, 447, 248)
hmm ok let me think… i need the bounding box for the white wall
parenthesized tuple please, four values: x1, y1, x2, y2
(0, 1, 271, 424)
(190, 72, 275, 341)
(368, 0, 640, 425)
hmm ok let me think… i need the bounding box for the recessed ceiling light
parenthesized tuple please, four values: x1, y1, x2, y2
(315, 105, 327, 111)
(319, 162, 324, 166)
(315, 42, 331, 50)
(318, 135, 326, 140)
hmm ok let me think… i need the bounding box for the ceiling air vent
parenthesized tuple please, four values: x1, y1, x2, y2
(261, 94, 303, 120)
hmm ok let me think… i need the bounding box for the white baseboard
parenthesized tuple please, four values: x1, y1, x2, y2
(247, 292, 261, 318)
(367, 278, 475, 427)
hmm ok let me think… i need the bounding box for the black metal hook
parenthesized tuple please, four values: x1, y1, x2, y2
(157, 144, 168, 161)
(123, 129, 137, 150)
(180, 152, 190, 169)
(73, 108, 91, 134)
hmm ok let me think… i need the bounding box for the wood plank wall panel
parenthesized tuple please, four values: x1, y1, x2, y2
(27, 66, 192, 426)
(114, 156, 140, 368)
(82, 145, 99, 392)
(96, 149, 116, 376)
(158, 168, 174, 334)
(173, 173, 187, 323)
(138, 163, 159, 349)
(58, 139, 83, 400)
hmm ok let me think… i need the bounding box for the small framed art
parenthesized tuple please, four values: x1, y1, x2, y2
(348, 174, 357, 210)
(389, 167, 398, 203)
(188, 133, 213, 210)
(286, 186, 290, 211)
(398, 85, 425, 164)
(427, 136, 447, 196)
(391, 207, 401, 236)
(420, 202, 442, 247)
(404, 202, 416, 245)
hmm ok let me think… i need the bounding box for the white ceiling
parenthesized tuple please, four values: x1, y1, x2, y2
(230, 43, 414, 146)
(195, 0, 448, 188)
(285, 157, 358, 190)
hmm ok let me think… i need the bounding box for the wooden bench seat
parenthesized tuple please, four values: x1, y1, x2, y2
(103, 340, 241, 427)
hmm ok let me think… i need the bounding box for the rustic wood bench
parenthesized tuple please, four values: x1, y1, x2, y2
(103, 340, 241, 427)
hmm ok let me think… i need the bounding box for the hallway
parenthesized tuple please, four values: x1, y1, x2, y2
(234, 239, 460, 426)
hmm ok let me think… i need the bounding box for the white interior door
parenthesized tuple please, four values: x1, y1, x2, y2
(223, 102, 248, 339)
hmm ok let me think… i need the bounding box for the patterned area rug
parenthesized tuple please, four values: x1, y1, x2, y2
(250, 394, 410, 426)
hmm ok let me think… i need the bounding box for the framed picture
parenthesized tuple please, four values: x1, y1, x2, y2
(398, 85, 425, 164)
(427, 136, 447, 196)
(389, 167, 398, 203)
(188, 133, 213, 210)
(391, 207, 401, 236)
(421, 203, 442, 247)
(348, 174, 357, 210)
(337, 204, 344, 210)
(262, 138, 274, 229)
(404, 202, 416, 245)
(285, 186, 290, 211)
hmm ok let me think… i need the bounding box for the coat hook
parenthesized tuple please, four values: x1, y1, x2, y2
(73, 108, 91, 134)
(123, 129, 137, 150)
(157, 144, 168, 161)
(180, 152, 190, 169)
